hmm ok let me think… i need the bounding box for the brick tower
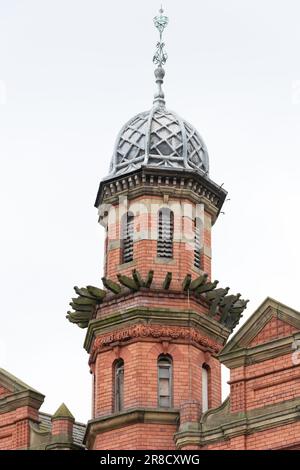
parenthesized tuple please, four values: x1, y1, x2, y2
(66, 8, 248, 450)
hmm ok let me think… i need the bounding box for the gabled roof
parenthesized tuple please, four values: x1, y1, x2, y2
(0, 368, 42, 395)
(0, 368, 45, 415)
(219, 297, 300, 368)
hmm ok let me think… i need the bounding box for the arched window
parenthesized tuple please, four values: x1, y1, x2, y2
(202, 364, 210, 413)
(114, 359, 124, 412)
(157, 208, 174, 258)
(194, 217, 203, 269)
(121, 212, 134, 264)
(158, 355, 172, 408)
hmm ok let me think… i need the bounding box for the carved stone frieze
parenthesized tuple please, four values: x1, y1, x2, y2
(89, 323, 221, 363)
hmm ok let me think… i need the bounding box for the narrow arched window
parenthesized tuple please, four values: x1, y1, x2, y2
(158, 355, 172, 408)
(202, 364, 210, 412)
(114, 359, 124, 412)
(157, 208, 174, 258)
(121, 212, 134, 264)
(194, 217, 203, 270)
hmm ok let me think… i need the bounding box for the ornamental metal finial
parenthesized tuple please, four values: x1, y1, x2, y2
(153, 6, 169, 108)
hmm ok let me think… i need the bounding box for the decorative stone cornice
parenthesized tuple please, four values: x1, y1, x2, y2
(84, 408, 179, 449)
(89, 323, 222, 364)
(0, 390, 44, 415)
(95, 166, 227, 224)
(84, 307, 230, 355)
(219, 332, 300, 369)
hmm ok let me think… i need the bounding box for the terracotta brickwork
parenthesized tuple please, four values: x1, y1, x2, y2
(85, 166, 300, 450)
(201, 421, 300, 450)
(95, 290, 210, 320)
(11, 14, 300, 449)
(230, 353, 300, 413)
(249, 316, 297, 347)
(2, 163, 300, 450)
(107, 240, 211, 286)
(0, 406, 39, 450)
(94, 423, 177, 450)
(0, 386, 10, 399)
(89, 324, 222, 364)
(245, 421, 300, 450)
(52, 418, 73, 437)
(105, 195, 212, 285)
(92, 341, 221, 419)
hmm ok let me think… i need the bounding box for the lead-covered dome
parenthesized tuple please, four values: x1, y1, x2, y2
(109, 107, 209, 177)
(107, 8, 209, 179)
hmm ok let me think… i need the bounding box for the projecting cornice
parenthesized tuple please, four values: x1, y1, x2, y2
(84, 304, 231, 353)
(95, 166, 227, 225)
(85, 315, 229, 364)
(0, 368, 44, 414)
(0, 390, 44, 415)
(84, 408, 179, 449)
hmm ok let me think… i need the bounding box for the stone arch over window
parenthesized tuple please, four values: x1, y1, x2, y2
(158, 354, 173, 408)
(157, 208, 174, 258)
(202, 363, 211, 413)
(113, 359, 124, 412)
(120, 212, 134, 264)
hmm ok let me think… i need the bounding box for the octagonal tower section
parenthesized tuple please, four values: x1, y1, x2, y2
(83, 166, 230, 450)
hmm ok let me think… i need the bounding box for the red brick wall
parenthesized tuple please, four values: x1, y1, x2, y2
(52, 418, 73, 437)
(0, 386, 10, 399)
(89, 188, 221, 449)
(0, 406, 39, 450)
(0, 432, 13, 450)
(202, 421, 300, 450)
(105, 195, 212, 285)
(229, 353, 300, 413)
(249, 317, 297, 347)
(93, 423, 177, 450)
(92, 341, 221, 419)
(246, 421, 300, 450)
(95, 290, 209, 320)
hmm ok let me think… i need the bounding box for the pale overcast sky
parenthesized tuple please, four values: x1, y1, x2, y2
(0, 0, 300, 423)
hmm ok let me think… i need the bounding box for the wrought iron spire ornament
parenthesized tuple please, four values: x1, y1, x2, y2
(107, 7, 210, 178)
(153, 6, 169, 67)
(153, 7, 169, 108)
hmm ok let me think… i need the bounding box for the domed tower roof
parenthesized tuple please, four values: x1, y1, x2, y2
(109, 108, 209, 177)
(107, 8, 209, 179)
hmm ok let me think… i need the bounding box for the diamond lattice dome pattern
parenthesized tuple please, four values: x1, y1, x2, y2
(109, 108, 209, 177)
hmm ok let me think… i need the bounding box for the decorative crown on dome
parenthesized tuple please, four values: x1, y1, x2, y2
(108, 8, 209, 179)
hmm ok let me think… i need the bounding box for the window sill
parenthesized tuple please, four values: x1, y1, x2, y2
(117, 260, 137, 270)
(191, 266, 206, 276)
(154, 257, 176, 265)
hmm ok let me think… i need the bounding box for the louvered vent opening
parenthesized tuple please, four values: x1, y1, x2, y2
(121, 212, 134, 264)
(194, 217, 203, 269)
(157, 209, 174, 259)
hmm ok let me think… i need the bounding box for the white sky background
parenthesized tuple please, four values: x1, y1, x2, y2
(0, 0, 300, 423)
